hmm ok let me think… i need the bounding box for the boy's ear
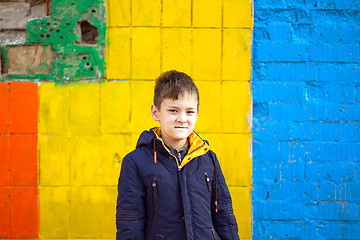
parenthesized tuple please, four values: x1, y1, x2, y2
(151, 104, 160, 121)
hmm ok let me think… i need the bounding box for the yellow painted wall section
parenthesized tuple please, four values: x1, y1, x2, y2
(107, 0, 253, 239)
(39, 0, 253, 239)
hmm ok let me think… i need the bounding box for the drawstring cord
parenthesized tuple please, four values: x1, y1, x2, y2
(209, 151, 218, 213)
(153, 138, 157, 164)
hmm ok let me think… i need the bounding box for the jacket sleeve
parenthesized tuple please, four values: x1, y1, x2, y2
(211, 152, 240, 240)
(116, 155, 146, 240)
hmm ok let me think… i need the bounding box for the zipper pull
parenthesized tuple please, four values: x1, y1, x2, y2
(178, 166, 182, 171)
(152, 177, 158, 198)
(204, 173, 212, 192)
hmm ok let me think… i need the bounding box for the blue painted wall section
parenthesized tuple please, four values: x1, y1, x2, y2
(252, 1, 360, 239)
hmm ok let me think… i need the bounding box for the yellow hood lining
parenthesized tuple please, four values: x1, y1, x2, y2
(152, 127, 210, 168)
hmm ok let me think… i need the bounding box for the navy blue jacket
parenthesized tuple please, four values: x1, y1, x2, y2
(116, 128, 240, 240)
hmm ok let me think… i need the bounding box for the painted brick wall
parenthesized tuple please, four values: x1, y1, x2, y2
(1, 0, 253, 239)
(107, 0, 253, 238)
(252, 0, 360, 239)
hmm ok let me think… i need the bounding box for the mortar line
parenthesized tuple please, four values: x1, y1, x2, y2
(190, 0, 194, 77)
(160, 0, 163, 72)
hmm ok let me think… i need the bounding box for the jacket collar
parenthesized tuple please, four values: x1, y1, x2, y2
(151, 127, 210, 168)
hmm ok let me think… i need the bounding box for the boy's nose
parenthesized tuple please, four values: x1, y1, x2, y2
(177, 112, 187, 122)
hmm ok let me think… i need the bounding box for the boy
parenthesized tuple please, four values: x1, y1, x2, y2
(116, 70, 239, 240)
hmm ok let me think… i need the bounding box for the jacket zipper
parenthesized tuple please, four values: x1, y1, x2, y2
(148, 177, 158, 240)
(157, 135, 206, 171)
(204, 173, 212, 192)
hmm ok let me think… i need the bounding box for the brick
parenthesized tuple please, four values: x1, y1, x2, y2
(7, 45, 53, 75)
(107, 27, 131, 80)
(100, 134, 130, 184)
(252, 82, 305, 103)
(317, 182, 355, 202)
(195, 81, 221, 132)
(0, 135, 9, 186)
(9, 134, 38, 186)
(223, 0, 253, 28)
(9, 82, 38, 134)
(253, 219, 312, 239)
(229, 186, 252, 239)
(311, 0, 360, 9)
(305, 162, 359, 184)
(39, 187, 70, 238)
(254, 43, 308, 62)
(100, 81, 130, 133)
(70, 187, 101, 237)
(317, 63, 360, 83)
(0, 2, 30, 29)
(255, 9, 310, 24)
(99, 186, 118, 237)
(70, 82, 100, 133)
(253, 200, 317, 220)
(108, 0, 130, 27)
(254, 0, 307, 9)
(132, 0, 161, 26)
(254, 23, 294, 43)
(252, 62, 315, 82)
(222, 29, 252, 81)
(39, 82, 70, 134)
(39, 134, 70, 186)
(131, 27, 160, 79)
(0, 187, 9, 237)
(162, 28, 192, 74)
(222, 81, 251, 132)
(9, 187, 39, 238)
(220, 134, 252, 186)
(162, 0, 191, 27)
(311, 25, 360, 44)
(192, 29, 221, 80)
(253, 160, 305, 183)
(254, 121, 359, 141)
(193, 0, 221, 27)
(312, 220, 360, 239)
(310, 9, 360, 25)
(0, 82, 9, 133)
(130, 81, 155, 132)
(70, 135, 101, 185)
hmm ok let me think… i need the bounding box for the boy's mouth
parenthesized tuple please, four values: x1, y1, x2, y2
(175, 126, 187, 129)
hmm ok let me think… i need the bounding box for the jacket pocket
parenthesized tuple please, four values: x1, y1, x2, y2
(148, 177, 158, 240)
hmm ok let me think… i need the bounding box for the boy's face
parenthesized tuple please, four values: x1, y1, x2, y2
(151, 92, 198, 150)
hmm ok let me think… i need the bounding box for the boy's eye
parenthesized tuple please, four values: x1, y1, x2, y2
(187, 111, 196, 114)
(168, 109, 177, 113)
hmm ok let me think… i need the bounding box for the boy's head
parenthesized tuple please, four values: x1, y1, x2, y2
(151, 70, 199, 150)
(153, 70, 199, 111)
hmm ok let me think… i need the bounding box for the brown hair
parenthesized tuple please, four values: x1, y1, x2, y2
(154, 70, 199, 110)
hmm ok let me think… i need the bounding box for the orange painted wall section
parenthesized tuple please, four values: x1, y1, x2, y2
(0, 82, 39, 239)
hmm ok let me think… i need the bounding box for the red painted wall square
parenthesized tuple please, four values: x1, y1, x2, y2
(9, 187, 38, 238)
(9, 82, 38, 134)
(9, 134, 38, 186)
(0, 187, 10, 238)
(0, 135, 9, 186)
(0, 82, 9, 133)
